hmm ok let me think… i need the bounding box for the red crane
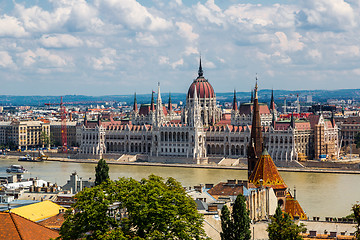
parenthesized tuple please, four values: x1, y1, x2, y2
(45, 97, 67, 153)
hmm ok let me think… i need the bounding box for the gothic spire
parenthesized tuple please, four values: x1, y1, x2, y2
(168, 92, 172, 112)
(250, 90, 254, 103)
(198, 57, 203, 77)
(150, 90, 155, 111)
(270, 89, 276, 111)
(232, 89, 238, 111)
(290, 112, 295, 128)
(248, 78, 263, 179)
(133, 92, 138, 112)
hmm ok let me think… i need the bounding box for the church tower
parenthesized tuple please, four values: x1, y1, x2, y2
(247, 78, 264, 179)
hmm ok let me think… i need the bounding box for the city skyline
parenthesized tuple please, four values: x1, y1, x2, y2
(0, 0, 359, 96)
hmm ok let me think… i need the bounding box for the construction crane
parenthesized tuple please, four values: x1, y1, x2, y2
(45, 97, 67, 153)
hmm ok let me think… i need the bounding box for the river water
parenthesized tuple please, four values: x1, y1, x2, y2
(1, 158, 359, 218)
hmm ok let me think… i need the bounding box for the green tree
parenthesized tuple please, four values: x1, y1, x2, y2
(59, 175, 208, 240)
(353, 203, 360, 239)
(40, 131, 50, 148)
(220, 194, 251, 240)
(95, 158, 109, 186)
(355, 132, 360, 149)
(221, 205, 233, 240)
(267, 206, 306, 240)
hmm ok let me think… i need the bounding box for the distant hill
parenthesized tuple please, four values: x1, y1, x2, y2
(0, 89, 359, 106)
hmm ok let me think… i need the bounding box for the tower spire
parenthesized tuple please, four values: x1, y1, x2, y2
(150, 90, 155, 111)
(247, 78, 263, 179)
(270, 89, 276, 111)
(133, 92, 138, 112)
(232, 89, 238, 111)
(168, 92, 172, 112)
(198, 57, 203, 77)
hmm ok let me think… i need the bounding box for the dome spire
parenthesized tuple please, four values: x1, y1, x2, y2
(198, 57, 203, 77)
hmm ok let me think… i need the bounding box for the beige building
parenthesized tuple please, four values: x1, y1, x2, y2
(0, 120, 50, 149)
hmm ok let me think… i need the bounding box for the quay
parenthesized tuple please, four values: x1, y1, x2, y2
(2, 154, 360, 175)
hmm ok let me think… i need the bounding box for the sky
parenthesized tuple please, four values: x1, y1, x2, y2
(0, 0, 359, 96)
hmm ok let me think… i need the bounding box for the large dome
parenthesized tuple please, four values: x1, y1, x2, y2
(187, 59, 215, 99)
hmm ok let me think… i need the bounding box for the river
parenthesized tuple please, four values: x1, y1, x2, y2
(1, 158, 359, 219)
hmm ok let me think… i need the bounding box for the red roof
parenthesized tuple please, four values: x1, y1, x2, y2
(249, 149, 287, 190)
(0, 212, 59, 240)
(239, 103, 270, 115)
(187, 77, 215, 99)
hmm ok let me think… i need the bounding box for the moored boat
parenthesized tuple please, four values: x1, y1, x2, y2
(6, 165, 27, 173)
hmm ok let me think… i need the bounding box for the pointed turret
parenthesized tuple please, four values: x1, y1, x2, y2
(290, 112, 295, 128)
(247, 77, 263, 179)
(150, 90, 155, 111)
(250, 90, 254, 103)
(232, 89, 238, 111)
(249, 149, 287, 190)
(168, 93, 172, 112)
(270, 89, 276, 111)
(156, 82, 163, 110)
(198, 57, 203, 77)
(133, 92, 138, 112)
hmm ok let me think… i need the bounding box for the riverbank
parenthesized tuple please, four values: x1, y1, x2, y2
(2, 154, 360, 175)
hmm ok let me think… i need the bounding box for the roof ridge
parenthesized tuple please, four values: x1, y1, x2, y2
(10, 211, 60, 235)
(9, 212, 25, 240)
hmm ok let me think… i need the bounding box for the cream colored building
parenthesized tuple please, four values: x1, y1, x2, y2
(0, 120, 50, 149)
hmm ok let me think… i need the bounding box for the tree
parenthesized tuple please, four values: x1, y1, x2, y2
(40, 131, 50, 148)
(353, 203, 360, 239)
(220, 205, 232, 240)
(59, 175, 208, 240)
(95, 158, 109, 186)
(267, 206, 306, 240)
(220, 194, 251, 240)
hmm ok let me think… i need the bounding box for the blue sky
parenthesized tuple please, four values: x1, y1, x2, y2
(0, 0, 359, 95)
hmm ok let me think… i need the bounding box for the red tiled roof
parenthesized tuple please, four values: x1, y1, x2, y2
(0, 212, 59, 240)
(38, 213, 65, 230)
(207, 182, 245, 199)
(249, 149, 287, 190)
(239, 103, 270, 115)
(285, 193, 307, 220)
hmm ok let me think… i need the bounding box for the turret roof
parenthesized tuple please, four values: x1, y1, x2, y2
(249, 149, 287, 190)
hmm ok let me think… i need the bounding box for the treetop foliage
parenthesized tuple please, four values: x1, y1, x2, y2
(267, 206, 306, 240)
(59, 174, 208, 240)
(95, 158, 109, 186)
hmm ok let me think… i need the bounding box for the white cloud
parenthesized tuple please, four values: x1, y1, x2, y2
(274, 32, 304, 52)
(135, 32, 158, 46)
(184, 46, 199, 56)
(204, 61, 216, 68)
(335, 45, 360, 57)
(40, 34, 83, 48)
(159, 56, 169, 64)
(14, 3, 70, 33)
(296, 0, 356, 30)
(176, 22, 199, 42)
(195, 1, 225, 26)
(18, 48, 69, 68)
(0, 15, 28, 37)
(0, 51, 15, 68)
(308, 49, 322, 60)
(91, 48, 117, 70)
(96, 0, 172, 31)
(171, 58, 183, 69)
